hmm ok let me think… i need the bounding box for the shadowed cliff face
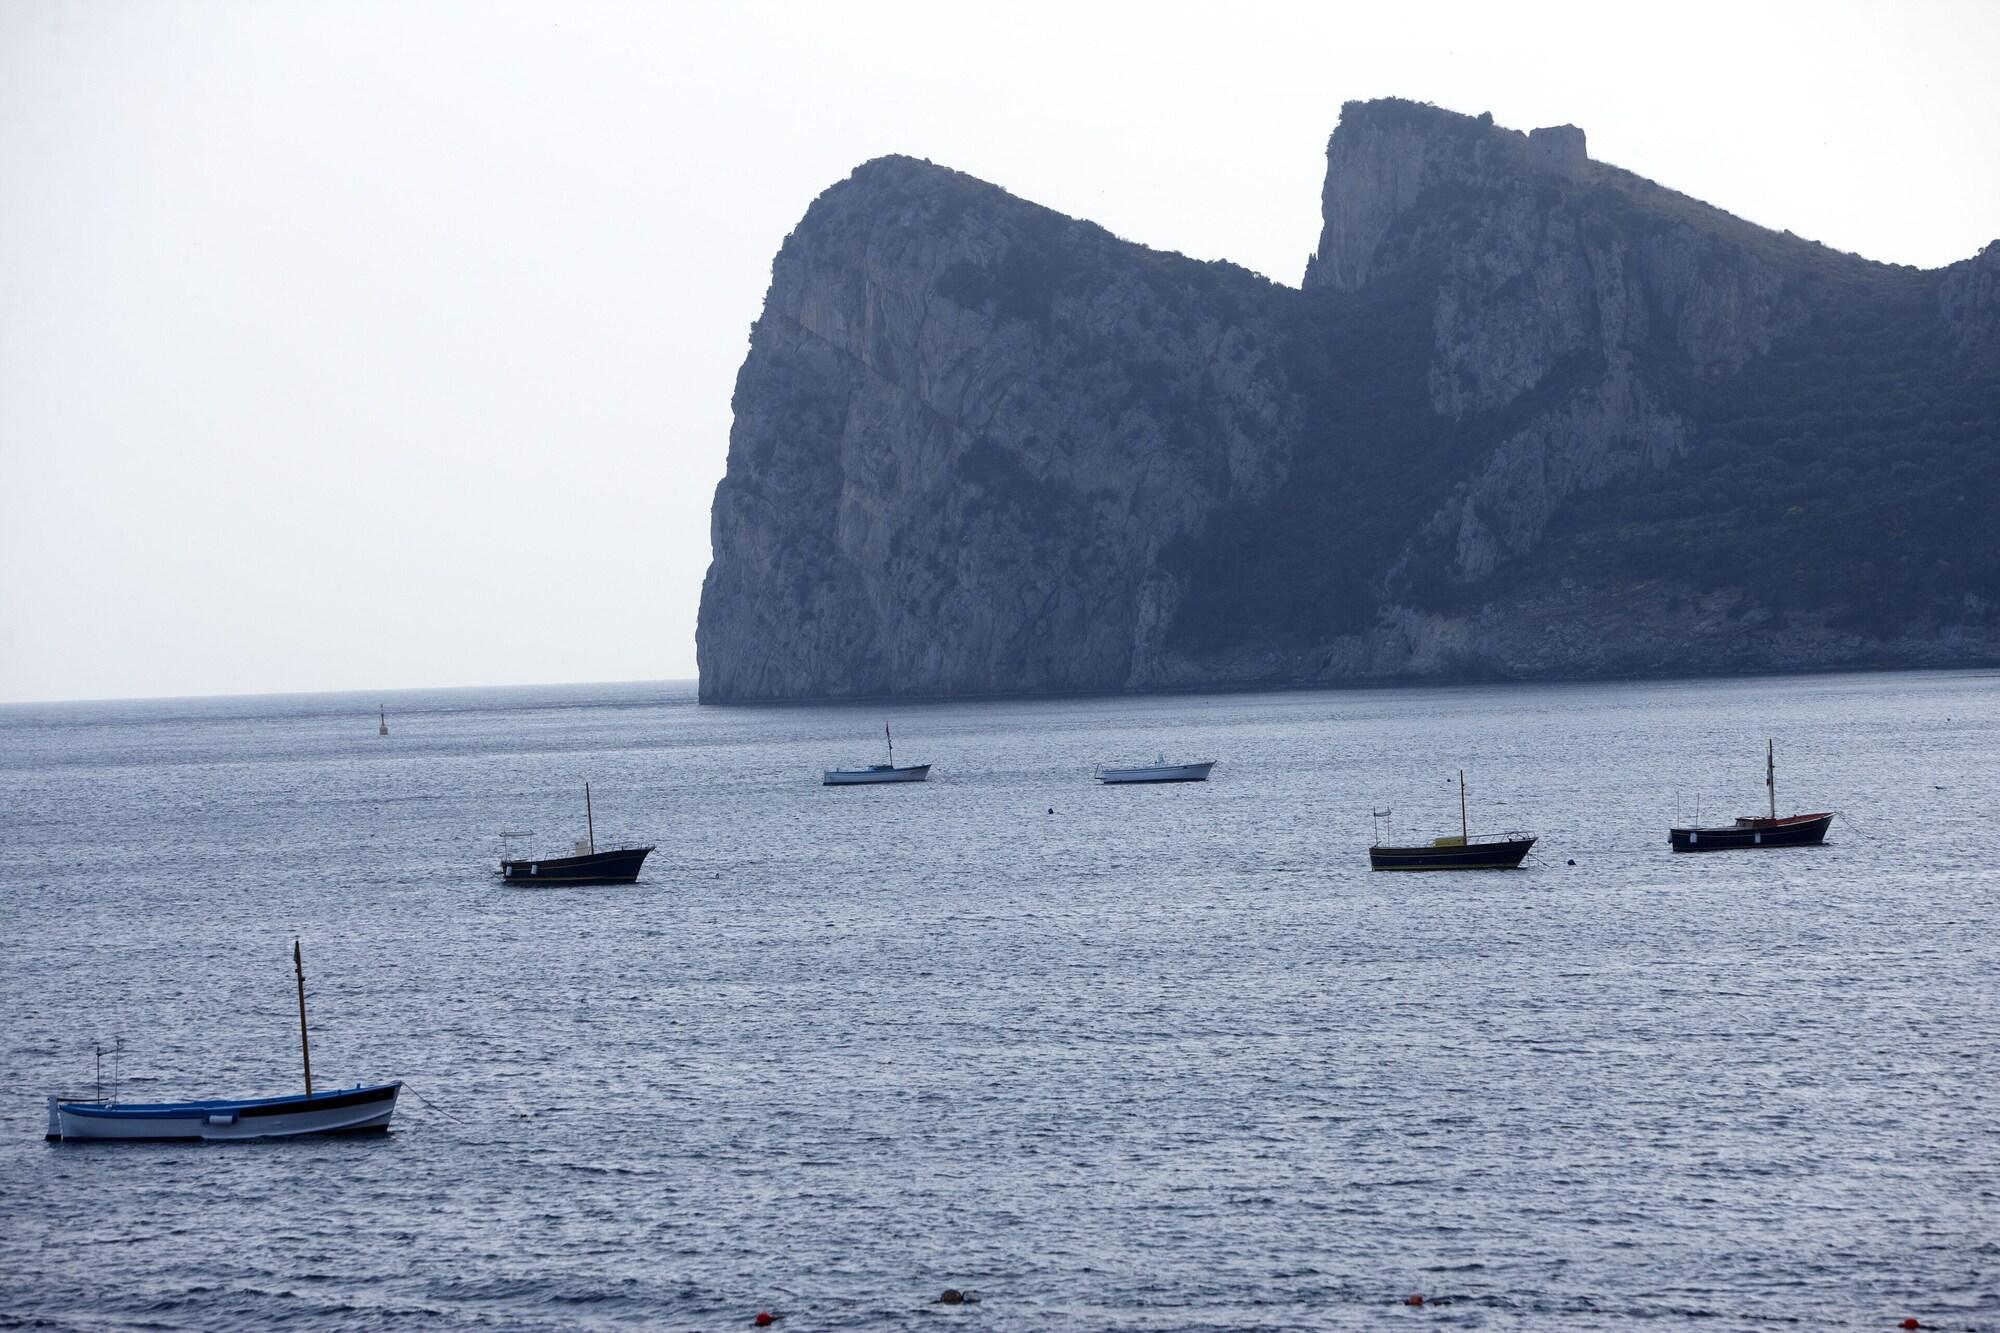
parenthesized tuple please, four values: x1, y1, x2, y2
(698, 99, 2000, 701)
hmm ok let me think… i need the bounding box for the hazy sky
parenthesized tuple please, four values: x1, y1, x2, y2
(3, 0, 1996, 703)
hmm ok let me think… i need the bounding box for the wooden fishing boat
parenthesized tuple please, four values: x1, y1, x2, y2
(48, 1083, 402, 1142)
(1096, 757, 1216, 784)
(1670, 741, 1832, 852)
(1369, 771, 1536, 870)
(500, 783, 654, 884)
(46, 941, 400, 1142)
(824, 723, 931, 785)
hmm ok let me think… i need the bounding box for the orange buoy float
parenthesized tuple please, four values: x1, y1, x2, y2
(754, 1313, 776, 1327)
(1901, 1321, 1921, 1330)
(1405, 1293, 1425, 1306)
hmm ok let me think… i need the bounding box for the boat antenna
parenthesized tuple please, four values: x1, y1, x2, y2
(294, 938, 314, 1097)
(1766, 739, 1776, 821)
(1460, 769, 1469, 842)
(585, 782, 596, 855)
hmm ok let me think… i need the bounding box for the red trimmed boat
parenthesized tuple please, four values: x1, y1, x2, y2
(1670, 741, 1832, 852)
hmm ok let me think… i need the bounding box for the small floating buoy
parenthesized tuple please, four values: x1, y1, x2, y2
(1405, 1293, 1425, 1306)
(1566, 858, 1576, 866)
(754, 1312, 776, 1327)
(1901, 1320, 1922, 1331)
(1048, 807, 1054, 814)
(940, 1289, 964, 1305)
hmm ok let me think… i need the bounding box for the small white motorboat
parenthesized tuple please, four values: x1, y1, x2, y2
(1096, 757, 1216, 784)
(45, 940, 400, 1143)
(824, 722, 931, 785)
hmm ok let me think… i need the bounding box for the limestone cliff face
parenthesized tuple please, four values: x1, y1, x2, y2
(698, 159, 1297, 699)
(699, 100, 2000, 701)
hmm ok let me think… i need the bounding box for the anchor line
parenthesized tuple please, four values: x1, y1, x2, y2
(398, 1081, 470, 1124)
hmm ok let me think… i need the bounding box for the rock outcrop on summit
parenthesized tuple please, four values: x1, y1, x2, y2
(697, 98, 2000, 701)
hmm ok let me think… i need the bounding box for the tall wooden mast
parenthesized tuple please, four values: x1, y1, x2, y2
(1766, 740, 1776, 821)
(293, 938, 314, 1097)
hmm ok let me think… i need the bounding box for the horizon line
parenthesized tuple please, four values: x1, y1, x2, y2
(0, 675, 702, 710)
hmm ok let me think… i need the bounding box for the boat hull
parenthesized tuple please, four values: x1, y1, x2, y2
(1098, 761, 1215, 784)
(823, 764, 931, 785)
(1369, 836, 1537, 871)
(49, 1082, 401, 1142)
(1669, 812, 1831, 851)
(501, 845, 654, 885)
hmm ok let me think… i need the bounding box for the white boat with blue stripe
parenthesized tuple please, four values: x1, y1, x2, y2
(47, 1083, 401, 1142)
(45, 939, 400, 1144)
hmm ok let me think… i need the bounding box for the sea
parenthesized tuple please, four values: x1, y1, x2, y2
(0, 671, 1994, 1332)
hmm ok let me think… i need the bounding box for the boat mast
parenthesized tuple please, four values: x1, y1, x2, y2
(885, 721, 894, 767)
(1460, 770, 1469, 841)
(585, 782, 596, 855)
(293, 938, 314, 1097)
(1767, 739, 1776, 821)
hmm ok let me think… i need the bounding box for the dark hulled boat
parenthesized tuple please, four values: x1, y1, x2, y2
(1368, 771, 1536, 871)
(501, 844, 654, 885)
(1670, 741, 1831, 852)
(1369, 834, 1538, 871)
(500, 783, 654, 885)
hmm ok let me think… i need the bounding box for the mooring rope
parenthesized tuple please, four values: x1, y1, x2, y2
(399, 1080, 469, 1124)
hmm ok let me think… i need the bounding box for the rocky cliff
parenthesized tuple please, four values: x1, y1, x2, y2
(698, 99, 2000, 700)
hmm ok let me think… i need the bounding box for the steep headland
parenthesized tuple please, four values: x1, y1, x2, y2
(698, 98, 2000, 701)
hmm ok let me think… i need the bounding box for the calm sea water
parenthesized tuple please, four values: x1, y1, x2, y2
(1, 672, 1994, 1331)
